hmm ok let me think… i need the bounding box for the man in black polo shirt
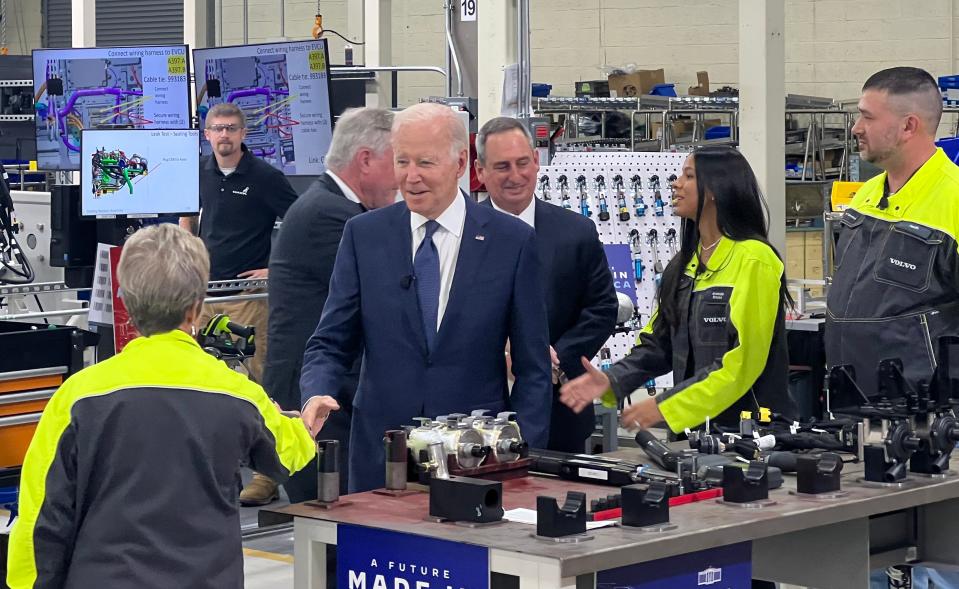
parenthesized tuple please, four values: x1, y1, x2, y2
(181, 101, 298, 505)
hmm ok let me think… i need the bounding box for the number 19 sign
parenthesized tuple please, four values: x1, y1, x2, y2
(461, 0, 476, 21)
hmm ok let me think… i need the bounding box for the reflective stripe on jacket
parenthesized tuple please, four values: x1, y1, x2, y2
(606, 237, 794, 432)
(826, 148, 959, 397)
(7, 329, 316, 589)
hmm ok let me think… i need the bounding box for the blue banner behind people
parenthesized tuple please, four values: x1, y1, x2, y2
(604, 243, 637, 304)
(338, 524, 490, 589)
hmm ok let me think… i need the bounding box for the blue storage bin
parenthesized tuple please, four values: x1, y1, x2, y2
(705, 126, 731, 140)
(649, 83, 677, 97)
(936, 136, 959, 164)
(938, 75, 959, 90)
(532, 83, 552, 97)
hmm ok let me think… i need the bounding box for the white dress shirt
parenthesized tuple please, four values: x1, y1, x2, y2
(410, 193, 466, 329)
(490, 196, 536, 229)
(326, 170, 361, 205)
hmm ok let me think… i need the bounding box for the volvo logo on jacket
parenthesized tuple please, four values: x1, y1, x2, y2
(888, 257, 917, 270)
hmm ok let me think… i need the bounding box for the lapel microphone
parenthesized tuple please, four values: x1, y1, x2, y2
(400, 275, 414, 289)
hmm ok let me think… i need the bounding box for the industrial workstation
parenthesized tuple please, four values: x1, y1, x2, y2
(2, 1, 959, 588)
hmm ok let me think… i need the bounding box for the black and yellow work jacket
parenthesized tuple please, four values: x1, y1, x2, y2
(603, 237, 794, 432)
(826, 148, 959, 397)
(6, 329, 316, 589)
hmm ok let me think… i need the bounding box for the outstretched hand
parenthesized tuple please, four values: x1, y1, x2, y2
(558, 357, 611, 413)
(301, 395, 341, 437)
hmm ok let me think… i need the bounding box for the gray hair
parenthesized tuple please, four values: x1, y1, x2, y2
(325, 107, 394, 172)
(393, 102, 468, 161)
(117, 224, 210, 336)
(476, 117, 534, 165)
(206, 102, 247, 128)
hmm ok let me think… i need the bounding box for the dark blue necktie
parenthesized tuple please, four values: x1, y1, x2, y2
(414, 220, 441, 352)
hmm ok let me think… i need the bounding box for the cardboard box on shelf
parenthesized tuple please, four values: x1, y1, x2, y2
(688, 71, 710, 96)
(608, 69, 665, 98)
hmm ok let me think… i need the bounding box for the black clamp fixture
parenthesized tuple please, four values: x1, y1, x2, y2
(720, 461, 772, 506)
(621, 481, 671, 529)
(795, 452, 844, 496)
(536, 491, 587, 538)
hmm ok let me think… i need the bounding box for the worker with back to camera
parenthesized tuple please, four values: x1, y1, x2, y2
(559, 146, 797, 434)
(6, 224, 321, 589)
(181, 101, 300, 506)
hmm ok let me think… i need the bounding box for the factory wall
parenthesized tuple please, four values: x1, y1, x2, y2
(5, 0, 957, 109)
(2, 0, 42, 56)
(213, 0, 959, 108)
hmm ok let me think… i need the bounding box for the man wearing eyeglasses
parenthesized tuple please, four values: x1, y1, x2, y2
(180, 101, 299, 506)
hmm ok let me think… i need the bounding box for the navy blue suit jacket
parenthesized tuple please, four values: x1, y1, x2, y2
(300, 195, 552, 492)
(482, 198, 618, 451)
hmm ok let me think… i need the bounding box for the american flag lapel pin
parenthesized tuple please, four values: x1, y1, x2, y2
(475, 234, 485, 241)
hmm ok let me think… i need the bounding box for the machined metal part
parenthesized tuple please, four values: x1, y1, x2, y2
(438, 418, 489, 469)
(472, 410, 526, 463)
(427, 441, 449, 479)
(384, 430, 408, 491)
(316, 440, 340, 503)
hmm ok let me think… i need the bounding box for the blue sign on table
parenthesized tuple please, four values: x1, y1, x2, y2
(605, 243, 637, 304)
(596, 542, 752, 588)
(337, 524, 489, 589)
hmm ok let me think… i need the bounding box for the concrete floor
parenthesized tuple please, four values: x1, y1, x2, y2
(239, 469, 296, 588)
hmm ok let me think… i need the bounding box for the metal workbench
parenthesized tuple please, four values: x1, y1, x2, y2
(282, 452, 959, 589)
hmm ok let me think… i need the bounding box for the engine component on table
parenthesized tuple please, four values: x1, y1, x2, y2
(912, 412, 959, 475)
(536, 491, 587, 538)
(384, 430, 409, 491)
(863, 417, 921, 483)
(438, 415, 490, 469)
(721, 461, 769, 504)
(407, 416, 491, 473)
(796, 452, 843, 495)
(428, 476, 503, 523)
(471, 410, 528, 463)
(316, 440, 340, 503)
(621, 481, 670, 528)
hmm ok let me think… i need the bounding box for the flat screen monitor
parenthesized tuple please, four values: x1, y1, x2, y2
(80, 128, 200, 218)
(193, 39, 333, 175)
(32, 45, 192, 170)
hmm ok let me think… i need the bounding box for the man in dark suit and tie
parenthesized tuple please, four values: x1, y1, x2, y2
(300, 103, 553, 492)
(475, 117, 618, 453)
(264, 107, 397, 502)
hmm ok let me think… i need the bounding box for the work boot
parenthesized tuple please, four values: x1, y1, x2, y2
(240, 472, 279, 506)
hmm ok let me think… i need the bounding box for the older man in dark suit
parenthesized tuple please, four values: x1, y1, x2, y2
(264, 107, 397, 501)
(300, 103, 552, 492)
(476, 117, 618, 453)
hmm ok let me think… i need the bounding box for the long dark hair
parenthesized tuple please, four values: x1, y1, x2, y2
(656, 146, 793, 329)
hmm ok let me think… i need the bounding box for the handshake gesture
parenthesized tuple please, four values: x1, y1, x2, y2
(300, 395, 342, 437)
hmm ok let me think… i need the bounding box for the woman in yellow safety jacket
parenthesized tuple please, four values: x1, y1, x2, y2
(560, 146, 797, 434)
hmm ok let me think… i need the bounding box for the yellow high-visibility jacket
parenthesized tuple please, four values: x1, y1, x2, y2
(605, 237, 794, 432)
(827, 148, 959, 398)
(7, 329, 316, 589)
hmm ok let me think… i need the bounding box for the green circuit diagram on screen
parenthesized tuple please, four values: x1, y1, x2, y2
(91, 148, 148, 197)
